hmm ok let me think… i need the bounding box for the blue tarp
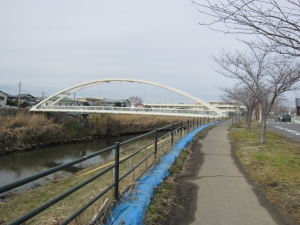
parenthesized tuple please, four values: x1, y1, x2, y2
(105, 122, 218, 225)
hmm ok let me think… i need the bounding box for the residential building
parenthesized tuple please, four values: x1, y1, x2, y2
(77, 97, 103, 106)
(0, 90, 8, 107)
(142, 103, 205, 110)
(209, 101, 242, 114)
(13, 94, 37, 107)
(41, 96, 83, 107)
(93, 98, 131, 107)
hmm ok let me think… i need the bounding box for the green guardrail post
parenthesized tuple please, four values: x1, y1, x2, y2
(171, 123, 174, 146)
(154, 129, 158, 155)
(180, 121, 182, 138)
(114, 142, 120, 200)
(192, 118, 194, 130)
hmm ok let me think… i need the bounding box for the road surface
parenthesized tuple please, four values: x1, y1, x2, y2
(267, 119, 300, 143)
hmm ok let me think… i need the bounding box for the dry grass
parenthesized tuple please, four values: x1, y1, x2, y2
(1, 113, 53, 129)
(230, 124, 300, 224)
(0, 112, 208, 153)
(144, 130, 194, 225)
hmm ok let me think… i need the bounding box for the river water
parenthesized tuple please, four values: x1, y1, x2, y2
(0, 132, 163, 194)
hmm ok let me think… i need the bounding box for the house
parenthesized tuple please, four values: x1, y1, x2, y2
(0, 90, 8, 107)
(76, 97, 103, 106)
(41, 96, 83, 107)
(13, 94, 37, 107)
(93, 98, 131, 107)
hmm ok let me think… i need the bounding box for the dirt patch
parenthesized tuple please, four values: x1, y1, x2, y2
(161, 127, 212, 225)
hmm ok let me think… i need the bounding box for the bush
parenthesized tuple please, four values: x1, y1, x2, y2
(63, 120, 86, 138)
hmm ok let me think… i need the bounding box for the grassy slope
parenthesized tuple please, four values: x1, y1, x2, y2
(230, 122, 300, 224)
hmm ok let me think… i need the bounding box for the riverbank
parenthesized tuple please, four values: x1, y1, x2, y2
(0, 112, 190, 155)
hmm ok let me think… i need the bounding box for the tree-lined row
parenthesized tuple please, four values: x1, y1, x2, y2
(192, 0, 300, 142)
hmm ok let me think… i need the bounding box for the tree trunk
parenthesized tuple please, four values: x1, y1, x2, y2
(246, 109, 253, 130)
(259, 114, 267, 143)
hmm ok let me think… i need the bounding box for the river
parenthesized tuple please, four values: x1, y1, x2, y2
(0, 132, 165, 194)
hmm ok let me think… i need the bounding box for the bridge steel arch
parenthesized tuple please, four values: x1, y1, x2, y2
(30, 78, 221, 114)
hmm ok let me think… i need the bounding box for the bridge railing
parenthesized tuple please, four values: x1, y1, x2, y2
(0, 118, 215, 225)
(32, 106, 218, 117)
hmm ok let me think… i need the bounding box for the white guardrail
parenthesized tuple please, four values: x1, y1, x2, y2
(30, 106, 220, 118)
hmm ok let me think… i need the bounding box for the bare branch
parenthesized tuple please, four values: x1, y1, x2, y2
(213, 45, 300, 142)
(192, 0, 300, 56)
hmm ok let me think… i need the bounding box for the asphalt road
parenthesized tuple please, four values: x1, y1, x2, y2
(266, 119, 300, 142)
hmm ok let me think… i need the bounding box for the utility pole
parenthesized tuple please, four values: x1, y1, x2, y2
(18, 81, 21, 108)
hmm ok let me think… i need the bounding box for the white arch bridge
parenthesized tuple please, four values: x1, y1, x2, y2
(29, 78, 222, 118)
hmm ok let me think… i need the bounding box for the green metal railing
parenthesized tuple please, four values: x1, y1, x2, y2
(0, 117, 213, 225)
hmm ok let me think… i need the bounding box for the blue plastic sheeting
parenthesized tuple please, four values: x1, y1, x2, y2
(105, 122, 218, 225)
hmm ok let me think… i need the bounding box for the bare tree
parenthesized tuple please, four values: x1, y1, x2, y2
(220, 82, 258, 129)
(192, 0, 300, 56)
(128, 96, 143, 107)
(213, 45, 300, 142)
(271, 96, 296, 115)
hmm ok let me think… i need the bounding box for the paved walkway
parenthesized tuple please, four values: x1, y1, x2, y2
(190, 119, 284, 225)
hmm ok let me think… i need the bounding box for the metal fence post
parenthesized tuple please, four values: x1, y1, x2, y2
(154, 129, 158, 155)
(171, 123, 174, 146)
(180, 121, 182, 138)
(114, 142, 120, 200)
(187, 119, 189, 133)
(192, 118, 194, 130)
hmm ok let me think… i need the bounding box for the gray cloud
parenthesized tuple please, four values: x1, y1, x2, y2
(0, 0, 264, 102)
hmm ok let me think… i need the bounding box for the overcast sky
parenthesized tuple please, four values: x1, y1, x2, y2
(0, 0, 297, 104)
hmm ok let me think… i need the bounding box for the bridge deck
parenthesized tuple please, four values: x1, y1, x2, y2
(30, 106, 220, 118)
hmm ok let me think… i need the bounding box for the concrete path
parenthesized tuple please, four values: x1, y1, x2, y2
(190, 119, 282, 225)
